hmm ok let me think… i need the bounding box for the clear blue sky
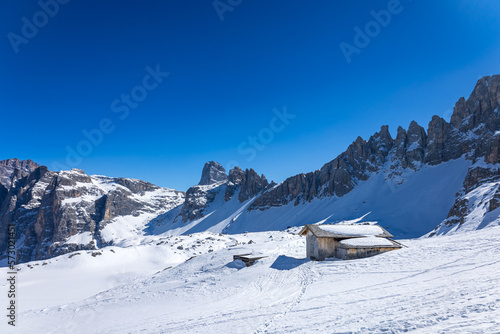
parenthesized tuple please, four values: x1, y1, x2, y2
(1, 0, 499, 191)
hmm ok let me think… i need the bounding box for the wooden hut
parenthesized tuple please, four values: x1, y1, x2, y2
(298, 224, 401, 260)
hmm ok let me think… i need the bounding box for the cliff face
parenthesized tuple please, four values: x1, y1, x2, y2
(2, 75, 499, 264)
(179, 165, 270, 223)
(0, 166, 185, 263)
(170, 75, 500, 237)
(429, 76, 500, 235)
(0, 158, 39, 189)
(198, 161, 228, 186)
(248, 76, 499, 217)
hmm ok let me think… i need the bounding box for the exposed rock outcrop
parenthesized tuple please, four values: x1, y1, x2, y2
(225, 167, 270, 202)
(250, 75, 500, 217)
(180, 163, 270, 222)
(198, 161, 227, 185)
(180, 183, 220, 222)
(0, 166, 185, 263)
(0, 158, 39, 189)
(2, 75, 500, 262)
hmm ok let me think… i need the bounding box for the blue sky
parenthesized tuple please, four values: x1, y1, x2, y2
(1, 0, 500, 191)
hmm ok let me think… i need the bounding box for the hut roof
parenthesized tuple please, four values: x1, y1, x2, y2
(338, 237, 401, 249)
(299, 224, 393, 239)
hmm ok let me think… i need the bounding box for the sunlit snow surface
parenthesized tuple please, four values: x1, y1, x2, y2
(1, 225, 499, 333)
(318, 224, 385, 236)
(339, 236, 395, 247)
(151, 158, 471, 239)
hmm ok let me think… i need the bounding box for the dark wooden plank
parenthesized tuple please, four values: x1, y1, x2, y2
(233, 254, 268, 266)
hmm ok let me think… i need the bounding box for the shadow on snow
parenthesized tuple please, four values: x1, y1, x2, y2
(270, 255, 309, 271)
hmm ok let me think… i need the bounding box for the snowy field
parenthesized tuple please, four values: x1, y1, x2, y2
(2, 226, 500, 333)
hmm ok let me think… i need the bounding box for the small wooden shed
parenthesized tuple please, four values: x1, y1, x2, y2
(299, 224, 401, 261)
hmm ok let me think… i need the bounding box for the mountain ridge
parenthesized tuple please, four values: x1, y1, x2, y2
(156, 74, 499, 238)
(1, 74, 499, 264)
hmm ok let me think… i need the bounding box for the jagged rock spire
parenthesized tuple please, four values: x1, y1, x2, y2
(198, 161, 228, 185)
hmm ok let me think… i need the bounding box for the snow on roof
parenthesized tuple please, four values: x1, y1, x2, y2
(317, 224, 385, 236)
(299, 224, 393, 238)
(339, 236, 398, 248)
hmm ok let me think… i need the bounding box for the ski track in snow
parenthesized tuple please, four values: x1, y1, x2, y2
(254, 262, 319, 334)
(2, 227, 500, 333)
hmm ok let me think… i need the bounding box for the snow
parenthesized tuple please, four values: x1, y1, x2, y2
(431, 180, 500, 236)
(20, 178, 52, 210)
(318, 224, 385, 236)
(334, 213, 375, 225)
(2, 226, 500, 333)
(231, 158, 470, 238)
(65, 232, 93, 245)
(101, 213, 164, 244)
(407, 141, 422, 152)
(149, 185, 258, 236)
(90, 175, 128, 193)
(470, 159, 500, 171)
(339, 236, 395, 247)
(54, 174, 185, 245)
(154, 158, 470, 239)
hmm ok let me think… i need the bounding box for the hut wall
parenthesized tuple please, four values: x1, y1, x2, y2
(336, 246, 397, 260)
(306, 234, 338, 260)
(306, 233, 319, 260)
(316, 237, 338, 260)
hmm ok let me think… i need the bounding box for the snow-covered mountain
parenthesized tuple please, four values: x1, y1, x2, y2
(0, 166, 184, 264)
(1, 75, 499, 264)
(156, 75, 500, 239)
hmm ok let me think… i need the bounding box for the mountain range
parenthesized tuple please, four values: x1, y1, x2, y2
(1, 74, 499, 264)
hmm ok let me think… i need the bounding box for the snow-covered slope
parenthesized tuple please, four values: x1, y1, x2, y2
(3, 225, 499, 333)
(2, 75, 500, 267)
(154, 75, 500, 239)
(430, 161, 500, 236)
(154, 158, 470, 238)
(0, 167, 185, 264)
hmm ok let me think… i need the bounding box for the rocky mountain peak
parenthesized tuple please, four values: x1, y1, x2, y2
(0, 158, 38, 170)
(408, 120, 425, 136)
(367, 125, 394, 165)
(3, 75, 500, 263)
(198, 161, 228, 185)
(450, 75, 500, 132)
(0, 158, 39, 189)
(225, 166, 270, 202)
(0, 164, 185, 263)
(379, 125, 391, 138)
